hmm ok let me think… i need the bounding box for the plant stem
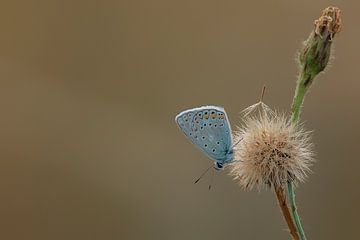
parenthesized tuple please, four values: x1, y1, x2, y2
(287, 6, 341, 240)
(274, 187, 300, 240)
(287, 181, 306, 240)
(288, 71, 311, 240)
(291, 72, 308, 123)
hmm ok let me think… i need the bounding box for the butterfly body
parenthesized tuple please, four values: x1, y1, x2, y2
(175, 106, 234, 170)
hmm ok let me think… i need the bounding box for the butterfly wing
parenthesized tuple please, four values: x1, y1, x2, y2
(175, 106, 234, 164)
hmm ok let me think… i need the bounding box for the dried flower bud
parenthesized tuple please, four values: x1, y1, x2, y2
(299, 6, 341, 87)
(314, 6, 341, 40)
(229, 112, 314, 190)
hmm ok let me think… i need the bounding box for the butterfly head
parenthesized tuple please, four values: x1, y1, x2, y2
(214, 148, 234, 170)
(214, 162, 224, 170)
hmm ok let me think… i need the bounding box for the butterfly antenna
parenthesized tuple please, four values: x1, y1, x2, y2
(208, 167, 215, 190)
(194, 165, 213, 184)
(231, 137, 243, 149)
(260, 85, 266, 102)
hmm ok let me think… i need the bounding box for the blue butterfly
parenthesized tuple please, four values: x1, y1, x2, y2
(175, 106, 234, 170)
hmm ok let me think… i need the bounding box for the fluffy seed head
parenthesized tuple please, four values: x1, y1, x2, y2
(230, 111, 314, 190)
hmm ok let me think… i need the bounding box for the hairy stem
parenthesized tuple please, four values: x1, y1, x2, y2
(288, 6, 342, 238)
(278, 6, 341, 240)
(288, 71, 310, 240)
(275, 187, 300, 240)
(287, 181, 306, 240)
(291, 72, 308, 123)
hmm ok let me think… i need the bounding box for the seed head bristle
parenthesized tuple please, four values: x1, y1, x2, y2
(230, 110, 314, 190)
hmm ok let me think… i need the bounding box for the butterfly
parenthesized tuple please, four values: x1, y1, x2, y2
(175, 106, 234, 170)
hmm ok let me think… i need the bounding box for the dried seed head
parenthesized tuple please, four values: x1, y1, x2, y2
(230, 112, 314, 190)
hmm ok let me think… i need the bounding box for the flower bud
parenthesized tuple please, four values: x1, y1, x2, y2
(299, 6, 341, 87)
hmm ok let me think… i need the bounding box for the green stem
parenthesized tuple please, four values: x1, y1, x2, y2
(288, 72, 310, 240)
(291, 74, 308, 123)
(287, 182, 306, 240)
(287, 6, 341, 239)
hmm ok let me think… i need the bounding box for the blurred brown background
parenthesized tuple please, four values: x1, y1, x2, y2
(0, 1, 359, 239)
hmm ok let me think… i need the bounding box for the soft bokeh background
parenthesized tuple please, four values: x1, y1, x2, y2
(1, 1, 359, 239)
